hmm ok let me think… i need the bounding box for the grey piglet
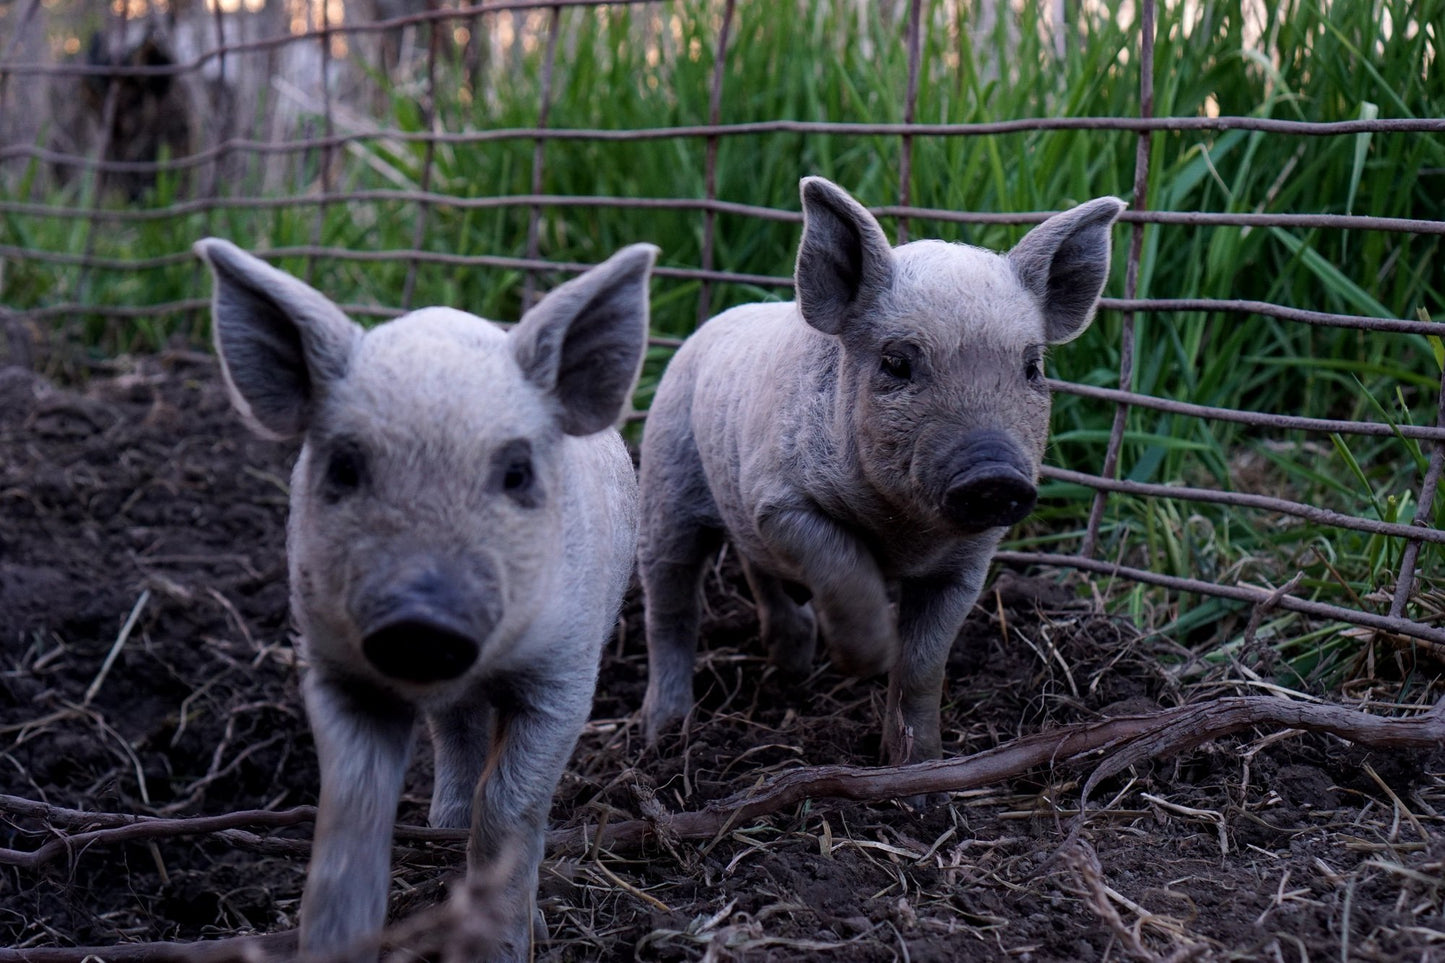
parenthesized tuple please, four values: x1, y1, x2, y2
(638, 176, 1122, 771)
(196, 239, 657, 960)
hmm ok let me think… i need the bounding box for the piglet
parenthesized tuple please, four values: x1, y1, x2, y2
(638, 177, 1122, 772)
(195, 239, 656, 960)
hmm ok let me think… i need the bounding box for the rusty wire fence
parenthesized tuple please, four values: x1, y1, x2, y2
(1, 0, 1443, 668)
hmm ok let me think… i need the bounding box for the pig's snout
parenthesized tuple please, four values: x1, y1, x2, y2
(941, 432, 1038, 531)
(357, 565, 500, 684)
(363, 616, 479, 683)
(945, 467, 1036, 528)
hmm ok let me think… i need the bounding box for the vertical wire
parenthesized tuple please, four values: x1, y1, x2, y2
(898, 0, 922, 245)
(1081, 0, 1153, 559)
(697, 0, 737, 330)
(76, 6, 127, 311)
(402, 3, 443, 312)
(522, 6, 563, 312)
(307, 0, 337, 286)
(205, 0, 228, 200)
(0, 0, 45, 144)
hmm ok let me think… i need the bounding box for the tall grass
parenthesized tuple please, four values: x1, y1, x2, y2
(2, 0, 1442, 682)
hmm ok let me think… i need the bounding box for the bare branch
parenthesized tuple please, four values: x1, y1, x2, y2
(0, 800, 315, 871)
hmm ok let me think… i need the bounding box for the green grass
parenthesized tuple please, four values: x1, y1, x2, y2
(1, 0, 1442, 686)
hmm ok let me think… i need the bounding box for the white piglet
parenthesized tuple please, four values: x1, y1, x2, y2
(639, 177, 1122, 773)
(196, 240, 656, 960)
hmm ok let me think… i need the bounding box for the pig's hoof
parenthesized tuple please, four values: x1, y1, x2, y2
(639, 696, 688, 746)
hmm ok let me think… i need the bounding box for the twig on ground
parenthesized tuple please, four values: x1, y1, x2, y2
(1361, 761, 1431, 842)
(1057, 836, 1160, 961)
(1139, 792, 1229, 857)
(83, 588, 150, 706)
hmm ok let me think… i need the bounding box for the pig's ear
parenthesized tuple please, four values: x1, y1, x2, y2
(795, 176, 895, 336)
(195, 238, 362, 441)
(1008, 197, 1126, 344)
(511, 243, 658, 436)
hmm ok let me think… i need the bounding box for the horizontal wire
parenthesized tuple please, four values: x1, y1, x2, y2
(993, 551, 1445, 645)
(3, 191, 1443, 236)
(7, 117, 1445, 175)
(1040, 466, 1445, 544)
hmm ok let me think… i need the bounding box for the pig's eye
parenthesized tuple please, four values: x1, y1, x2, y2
(491, 439, 541, 507)
(321, 445, 366, 501)
(880, 353, 913, 382)
(1024, 350, 1045, 386)
(503, 459, 532, 494)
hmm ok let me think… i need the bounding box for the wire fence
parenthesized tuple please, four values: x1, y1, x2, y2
(2, 0, 1443, 657)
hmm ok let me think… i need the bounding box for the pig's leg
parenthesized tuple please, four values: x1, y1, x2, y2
(638, 417, 723, 742)
(298, 673, 416, 957)
(639, 516, 723, 742)
(882, 570, 987, 767)
(467, 677, 592, 960)
(755, 507, 898, 677)
(739, 556, 817, 677)
(426, 700, 495, 829)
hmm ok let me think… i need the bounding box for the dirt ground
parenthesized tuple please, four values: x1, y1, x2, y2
(2, 351, 1444, 962)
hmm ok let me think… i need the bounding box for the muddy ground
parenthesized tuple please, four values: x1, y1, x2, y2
(1, 351, 1443, 962)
